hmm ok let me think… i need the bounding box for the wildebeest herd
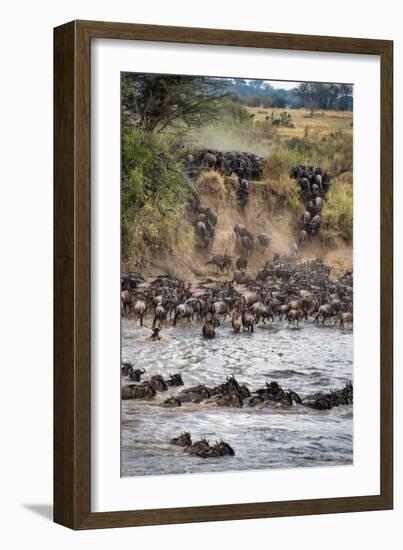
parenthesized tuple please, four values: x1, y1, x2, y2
(184, 149, 264, 180)
(121, 255, 353, 464)
(121, 251, 353, 336)
(170, 433, 235, 459)
(122, 361, 353, 460)
(290, 165, 332, 246)
(191, 159, 331, 252)
(122, 366, 353, 412)
(121, 155, 352, 465)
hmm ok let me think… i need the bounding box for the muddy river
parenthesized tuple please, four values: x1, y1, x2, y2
(121, 318, 353, 477)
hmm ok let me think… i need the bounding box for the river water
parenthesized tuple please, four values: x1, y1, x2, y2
(121, 317, 353, 477)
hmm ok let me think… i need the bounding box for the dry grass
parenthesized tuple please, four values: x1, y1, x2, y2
(247, 107, 353, 138)
(321, 172, 353, 245)
(197, 170, 227, 199)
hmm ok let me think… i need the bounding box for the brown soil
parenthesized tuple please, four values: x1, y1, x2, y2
(123, 175, 352, 280)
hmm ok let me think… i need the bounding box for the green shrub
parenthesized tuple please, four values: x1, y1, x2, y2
(121, 128, 190, 258)
(263, 150, 302, 179)
(321, 174, 353, 243)
(284, 131, 352, 175)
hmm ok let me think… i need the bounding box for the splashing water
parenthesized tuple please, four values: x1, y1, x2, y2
(121, 318, 353, 477)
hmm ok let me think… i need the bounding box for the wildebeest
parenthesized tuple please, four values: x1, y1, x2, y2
(121, 275, 139, 291)
(170, 432, 192, 447)
(177, 385, 211, 404)
(250, 301, 274, 324)
(121, 361, 134, 377)
(232, 270, 248, 284)
(311, 183, 320, 196)
(202, 319, 216, 339)
(187, 439, 235, 458)
(257, 233, 270, 250)
(298, 229, 307, 248)
(299, 177, 310, 193)
(198, 206, 218, 229)
(241, 291, 260, 307)
(314, 303, 335, 324)
(211, 313, 221, 328)
(303, 382, 353, 410)
(150, 326, 162, 340)
(241, 309, 255, 332)
(314, 173, 323, 192)
(288, 298, 309, 319)
(233, 223, 253, 240)
(211, 300, 229, 319)
(300, 210, 311, 228)
(287, 308, 303, 325)
(253, 381, 301, 407)
(235, 256, 248, 270)
(247, 395, 265, 407)
(153, 304, 167, 327)
(162, 397, 182, 407)
(315, 196, 323, 209)
(278, 303, 290, 320)
(202, 151, 217, 170)
(166, 373, 184, 386)
(207, 391, 243, 408)
(195, 220, 210, 248)
(309, 215, 321, 238)
(121, 381, 156, 400)
(240, 235, 254, 255)
(210, 376, 242, 396)
(133, 297, 147, 326)
(335, 311, 353, 329)
(184, 438, 211, 456)
(149, 374, 168, 392)
(206, 254, 232, 273)
(209, 441, 235, 457)
(121, 290, 132, 316)
(237, 178, 249, 208)
(231, 311, 241, 333)
(256, 267, 271, 282)
(173, 302, 195, 326)
(129, 368, 146, 382)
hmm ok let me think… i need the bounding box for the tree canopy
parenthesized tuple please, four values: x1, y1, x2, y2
(121, 74, 229, 133)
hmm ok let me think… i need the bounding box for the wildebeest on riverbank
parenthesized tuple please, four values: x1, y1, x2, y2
(121, 252, 353, 340)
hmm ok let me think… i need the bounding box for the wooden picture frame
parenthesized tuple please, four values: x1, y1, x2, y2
(54, 20, 393, 529)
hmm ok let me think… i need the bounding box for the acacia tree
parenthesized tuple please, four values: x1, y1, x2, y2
(121, 74, 229, 133)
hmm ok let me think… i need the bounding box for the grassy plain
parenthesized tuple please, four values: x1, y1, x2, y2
(247, 107, 353, 138)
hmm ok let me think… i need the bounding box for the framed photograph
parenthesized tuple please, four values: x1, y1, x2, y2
(54, 20, 393, 529)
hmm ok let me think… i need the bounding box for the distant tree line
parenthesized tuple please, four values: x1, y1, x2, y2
(223, 79, 353, 111)
(294, 82, 353, 112)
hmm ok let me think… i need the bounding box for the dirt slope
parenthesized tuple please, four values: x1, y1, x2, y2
(123, 174, 352, 280)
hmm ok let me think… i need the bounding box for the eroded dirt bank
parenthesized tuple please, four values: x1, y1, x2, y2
(123, 175, 352, 280)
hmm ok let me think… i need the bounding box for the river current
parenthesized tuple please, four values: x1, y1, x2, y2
(121, 317, 353, 477)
